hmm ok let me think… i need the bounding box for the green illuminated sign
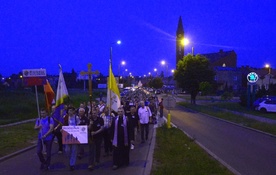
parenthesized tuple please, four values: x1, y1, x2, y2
(247, 72, 258, 83)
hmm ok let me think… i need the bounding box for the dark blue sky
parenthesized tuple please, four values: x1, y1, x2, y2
(1, 1, 276, 77)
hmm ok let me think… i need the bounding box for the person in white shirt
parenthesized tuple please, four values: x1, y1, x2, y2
(98, 100, 105, 114)
(138, 101, 152, 143)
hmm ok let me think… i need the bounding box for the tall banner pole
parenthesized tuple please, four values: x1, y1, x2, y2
(108, 46, 112, 116)
(35, 85, 40, 119)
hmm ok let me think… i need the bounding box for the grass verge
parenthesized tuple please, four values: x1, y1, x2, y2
(151, 126, 233, 175)
(179, 102, 276, 135)
(0, 122, 37, 157)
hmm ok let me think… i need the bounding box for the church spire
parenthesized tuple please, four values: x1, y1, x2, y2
(176, 16, 184, 68)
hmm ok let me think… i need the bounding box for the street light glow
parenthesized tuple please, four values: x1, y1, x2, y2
(117, 40, 121, 45)
(181, 38, 189, 46)
(265, 64, 270, 68)
(161, 60, 166, 65)
(121, 61, 126, 65)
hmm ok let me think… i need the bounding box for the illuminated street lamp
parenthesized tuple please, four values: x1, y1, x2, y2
(161, 60, 169, 86)
(181, 38, 194, 56)
(265, 64, 271, 89)
(265, 64, 271, 74)
(154, 68, 157, 77)
(181, 38, 189, 46)
(161, 60, 168, 77)
(118, 60, 126, 78)
(110, 40, 121, 68)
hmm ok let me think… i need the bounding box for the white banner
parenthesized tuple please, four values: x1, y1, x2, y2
(62, 126, 88, 144)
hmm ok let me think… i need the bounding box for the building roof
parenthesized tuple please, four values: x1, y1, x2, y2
(201, 50, 236, 64)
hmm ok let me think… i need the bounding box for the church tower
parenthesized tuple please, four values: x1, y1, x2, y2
(176, 16, 184, 68)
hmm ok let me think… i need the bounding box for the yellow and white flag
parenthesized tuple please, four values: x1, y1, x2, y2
(107, 64, 121, 112)
(54, 66, 69, 121)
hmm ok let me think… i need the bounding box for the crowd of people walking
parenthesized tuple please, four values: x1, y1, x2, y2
(34, 88, 163, 172)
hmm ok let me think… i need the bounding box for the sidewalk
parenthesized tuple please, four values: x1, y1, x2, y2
(0, 119, 161, 175)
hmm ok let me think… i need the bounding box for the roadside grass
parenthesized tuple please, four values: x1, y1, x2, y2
(0, 122, 37, 157)
(0, 89, 104, 157)
(151, 126, 233, 175)
(179, 102, 276, 135)
(0, 89, 43, 125)
(0, 89, 105, 125)
(208, 102, 276, 120)
(177, 94, 276, 120)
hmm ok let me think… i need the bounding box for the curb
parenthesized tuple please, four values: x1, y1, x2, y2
(0, 144, 36, 163)
(0, 119, 36, 128)
(143, 126, 156, 175)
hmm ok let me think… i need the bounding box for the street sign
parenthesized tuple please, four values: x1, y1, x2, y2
(22, 69, 47, 86)
(22, 69, 47, 77)
(247, 72, 258, 83)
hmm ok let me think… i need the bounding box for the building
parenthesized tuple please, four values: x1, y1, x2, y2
(176, 16, 184, 68)
(201, 50, 237, 68)
(214, 67, 242, 94)
(249, 68, 276, 90)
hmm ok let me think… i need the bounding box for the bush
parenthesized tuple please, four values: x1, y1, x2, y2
(221, 91, 233, 100)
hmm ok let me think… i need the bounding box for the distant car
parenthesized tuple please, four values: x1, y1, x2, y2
(256, 99, 276, 113)
(253, 96, 276, 108)
(155, 89, 161, 94)
(148, 88, 154, 92)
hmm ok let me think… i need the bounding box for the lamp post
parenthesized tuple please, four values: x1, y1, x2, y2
(118, 60, 126, 76)
(109, 40, 121, 115)
(154, 68, 157, 77)
(161, 60, 168, 78)
(125, 68, 128, 75)
(118, 60, 126, 82)
(161, 60, 169, 89)
(171, 69, 175, 74)
(110, 40, 121, 68)
(265, 64, 271, 89)
(181, 38, 194, 56)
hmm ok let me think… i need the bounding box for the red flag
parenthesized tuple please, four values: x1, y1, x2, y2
(44, 79, 55, 112)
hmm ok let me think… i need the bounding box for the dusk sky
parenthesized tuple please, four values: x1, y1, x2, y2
(1, 1, 276, 77)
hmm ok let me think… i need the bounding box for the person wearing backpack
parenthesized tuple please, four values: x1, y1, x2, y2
(34, 108, 54, 171)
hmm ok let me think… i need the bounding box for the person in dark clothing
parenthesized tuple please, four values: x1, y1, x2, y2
(159, 98, 164, 118)
(77, 107, 89, 159)
(126, 106, 139, 150)
(110, 107, 132, 170)
(88, 109, 104, 170)
(148, 99, 157, 124)
(100, 107, 114, 157)
(51, 105, 64, 154)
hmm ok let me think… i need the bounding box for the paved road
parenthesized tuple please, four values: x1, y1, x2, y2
(169, 105, 276, 175)
(0, 124, 156, 175)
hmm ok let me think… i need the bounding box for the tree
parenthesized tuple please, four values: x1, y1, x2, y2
(174, 54, 215, 104)
(149, 77, 163, 89)
(199, 81, 213, 96)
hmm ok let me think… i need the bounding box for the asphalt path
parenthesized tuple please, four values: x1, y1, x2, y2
(0, 125, 156, 175)
(168, 105, 276, 175)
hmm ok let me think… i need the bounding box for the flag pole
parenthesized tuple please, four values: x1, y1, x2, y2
(35, 85, 40, 119)
(108, 46, 112, 116)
